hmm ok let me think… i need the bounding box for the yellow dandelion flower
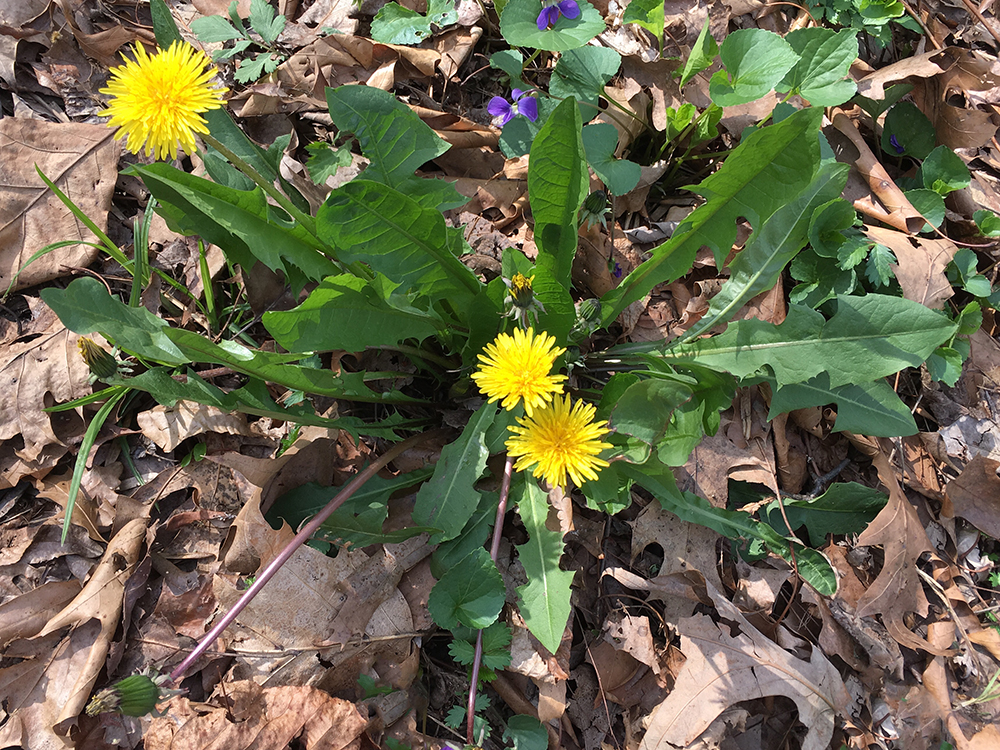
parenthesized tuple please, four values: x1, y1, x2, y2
(506, 394, 612, 489)
(100, 41, 227, 161)
(471, 327, 566, 416)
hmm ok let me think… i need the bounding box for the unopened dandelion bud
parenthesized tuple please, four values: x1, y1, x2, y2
(78, 337, 118, 380)
(87, 674, 162, 717)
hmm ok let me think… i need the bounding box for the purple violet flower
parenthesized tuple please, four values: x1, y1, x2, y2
(537, 0, 580, 29)
(487, 88, 538, 126)
(889, 134, 904, 154)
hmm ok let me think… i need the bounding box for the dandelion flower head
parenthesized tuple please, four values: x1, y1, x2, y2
(506, 394, 612, 489)
(471, 327, 566, 416)
(100, 41, 227, 161)
(504, 272, 545, 328)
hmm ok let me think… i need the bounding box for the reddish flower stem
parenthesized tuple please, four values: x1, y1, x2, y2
(467, 453, 514, 745)
(166, 429, 443, 687)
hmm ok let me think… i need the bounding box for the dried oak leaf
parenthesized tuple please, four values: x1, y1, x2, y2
(855, 444, 946, 655)
(640, 579, 849, 750)
(942, 455, 1000, 540)
(0, 519, 146, 746)
(0, 118, 119, 291)
(145, 683, 367, 750)
(137, 401, 252, 453)
(866, 226, 957, 310)
(0, 303, 92, 478)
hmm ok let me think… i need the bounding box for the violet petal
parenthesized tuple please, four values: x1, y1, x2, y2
(537, 6, 556, 29)
(517, 96, 539, 122)
(558, 0, 580, 19)
(488, 96, 513, 119)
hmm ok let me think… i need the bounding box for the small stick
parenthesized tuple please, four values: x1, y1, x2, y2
(166, 429, 445, 687)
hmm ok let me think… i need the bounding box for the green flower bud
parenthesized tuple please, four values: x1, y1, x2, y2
(577, 298, 601, 324)
(77, 337, 119, 381)
(87, 674, 163, 717)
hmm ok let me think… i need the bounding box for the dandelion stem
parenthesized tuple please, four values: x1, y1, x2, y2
(467, 453, 514, 745)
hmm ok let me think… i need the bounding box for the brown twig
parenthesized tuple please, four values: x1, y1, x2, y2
(958, 0, 1000, 47)
(165, 429, 446, 687)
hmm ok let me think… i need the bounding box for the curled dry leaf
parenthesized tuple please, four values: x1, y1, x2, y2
(277, 35, 438, 109)
(853, 441, 947, 655)
(855, 47, 957, 99)
(865, 227, 957, 310)
(943, 455, 1000, 540)
(0, 579, 81, 645)
(0, 519, 146, 747)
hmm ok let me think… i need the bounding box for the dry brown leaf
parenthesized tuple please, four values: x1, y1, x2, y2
(865, 227, 957, 309)
(210, 424, 358, 509)
(901, 434, 946, 501)
(678, 428, 778, 508)
(322, 534, 432, 648)
(969, 329, 1000, 385)
(0, 627, 103, 750)
(933, 100, 998, 150)
(0, 524, 34, 565)
(145, 683, 367, 750)
(0, 307, 92, 482)
(585, 637, 647, 706)
(0, 579, 81, 645)
(434, 25, 481, 79)
(193, 0, 252, 16)
(0, 521, 102, 571)
(62, 20, 136, 69)
(0, 118, 119, 291)
(855, 47, 958, 99)
(621, 56, 682, 132)
(853, 443, 945, 655)
(536, 678, 567, 723)
(296, 0, 358, 34)
(37, 519, 146, 721)
(639, 578, 849, 750)
(137, 401, 253, 452)
(943, 455, 1000, 539)
(0, 0, 49, 26)
(0, 519, 146, 746)
(214, 492, 421, 691)
(35, 468, 113, 541)
(915, 48, 1000, 150)
(629, 501, 725, 609)
(277, 36, 438, 109)
(604, 611, 662, 676)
